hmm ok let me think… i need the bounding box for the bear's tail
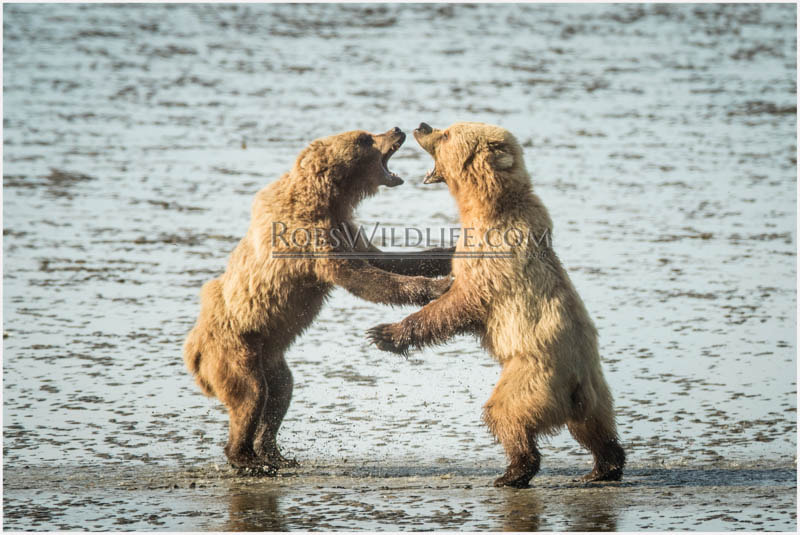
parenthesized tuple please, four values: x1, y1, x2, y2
(183, 279, 226, 398)
(183, 327, 216, 398)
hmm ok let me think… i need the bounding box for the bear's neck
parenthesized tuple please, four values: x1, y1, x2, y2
(452, 178, 533, 228)
(282, 171, 357, 226)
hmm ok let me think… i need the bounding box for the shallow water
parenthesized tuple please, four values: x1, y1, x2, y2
(3, 3, 796, 531)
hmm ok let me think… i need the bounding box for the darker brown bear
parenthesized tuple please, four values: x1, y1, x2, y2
(184, 127, 453, 471)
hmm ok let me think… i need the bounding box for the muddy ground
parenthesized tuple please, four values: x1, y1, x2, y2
(3, 3, 797, 531)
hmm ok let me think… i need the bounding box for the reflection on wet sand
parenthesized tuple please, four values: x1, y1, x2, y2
(495, 482, 620, 532)
(226, 489, 284, 532)
(497, 487, 545, 531)
(220, 472, 627, 531)
(214, 466, 795, 530)
(560, 489, 620, 532)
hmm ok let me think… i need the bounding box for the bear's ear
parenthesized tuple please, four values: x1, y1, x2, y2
(487, 141, 514, 171)
(297, 143, 318, 170)
(297, 141, 331, 177)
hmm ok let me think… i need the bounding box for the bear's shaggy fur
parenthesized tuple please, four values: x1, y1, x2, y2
(184, 127, 452, 470)
(368, 122, 625, 487)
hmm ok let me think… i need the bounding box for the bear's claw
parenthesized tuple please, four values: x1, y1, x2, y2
(366, 324, 409, 356)
(493, 474, 531, 488)
(256, 449, 299, 469)
(575, 467, 623, 483)
(270, 453, 299, 468)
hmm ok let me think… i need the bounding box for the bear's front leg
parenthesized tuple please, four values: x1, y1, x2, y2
(317, 258, 451, 307)
(367, 279, 483, 353)
(342, 222, 455, 277)
(365, 247, 456, 278)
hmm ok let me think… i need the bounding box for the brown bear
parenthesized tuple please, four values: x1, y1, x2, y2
(184, 127, 453, 471)
(367, 122, 625, 488)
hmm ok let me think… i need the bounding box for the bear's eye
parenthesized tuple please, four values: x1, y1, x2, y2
(442, 131, 449, 141)
(357, 133, 373, 147)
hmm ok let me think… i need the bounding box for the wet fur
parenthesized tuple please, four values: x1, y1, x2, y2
(184, 129, 452, 470)
(368, 122, 625, 487)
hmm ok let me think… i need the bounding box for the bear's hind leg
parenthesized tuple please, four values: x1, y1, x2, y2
(492, 433, 542, 488)
(253, 352, 297, 467)
(210, 339, 270, 470)
(483, 364, 545, 488)
(567, 417, 625, 482)
(222, 376, 267, 470)
(567, 381, 625, 482)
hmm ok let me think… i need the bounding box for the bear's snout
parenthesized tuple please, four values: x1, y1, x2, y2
(413, 122, 439, 157)
(416, 122, 433, 135)
(378, 127, 405, 153)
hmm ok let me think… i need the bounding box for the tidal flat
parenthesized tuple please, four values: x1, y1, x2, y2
(3, 3, 796, 531)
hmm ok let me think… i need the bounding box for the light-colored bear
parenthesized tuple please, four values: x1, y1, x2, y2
(368, 122, 625, 487)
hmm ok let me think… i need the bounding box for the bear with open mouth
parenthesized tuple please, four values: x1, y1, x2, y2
(184, 127, 453, 471)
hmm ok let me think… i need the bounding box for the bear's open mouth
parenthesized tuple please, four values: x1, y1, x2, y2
(423, 166, 444, 184)
(414, 122, 445, 184)
(379, 132, 405, 187)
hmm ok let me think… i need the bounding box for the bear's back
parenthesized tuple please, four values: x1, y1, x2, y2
(217, 181, 331, 335)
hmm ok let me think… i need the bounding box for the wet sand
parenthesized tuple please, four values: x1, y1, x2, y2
(4, 462, 796, 531)
(3, 3, 797, 531)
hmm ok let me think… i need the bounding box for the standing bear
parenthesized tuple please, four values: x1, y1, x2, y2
(368, 122, 625, 488)
(184, 127, 453, 471)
